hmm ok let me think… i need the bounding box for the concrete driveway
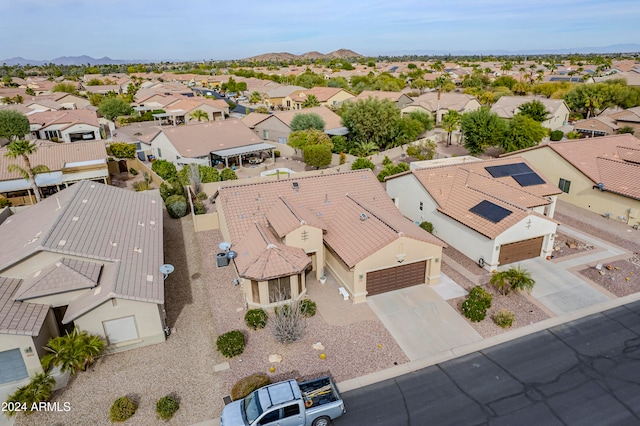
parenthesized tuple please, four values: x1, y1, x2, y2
(367, 282, 481, 361)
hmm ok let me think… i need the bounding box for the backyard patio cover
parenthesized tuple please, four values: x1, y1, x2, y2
(211, 142, 276, 158)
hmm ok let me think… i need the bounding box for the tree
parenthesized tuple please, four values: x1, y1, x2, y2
(98, 97, 133, 120)
(461, 108, 506, 155)
(290, 113, 325, 131)
(254, 106, 270, 114)
(107, 142, 136, 159)
(4, 140, 50, 203)
(352, 141, 379, 157)
(51, 82, 78, 94)
(341, 98, 400, 149)
(249, 91, 262, 104)
(517, 100, 549, 123)
(393, 116, 426, 146)
(0, 109, 30, 141)
(288, 129, 332, 150)
(351, 157, 375, 171)
(489, 266, 535, 296)
(406, 139, 437, 160)
(441, 110, 462, 146)
(189, 109, 209, 122)
(377, 162, 409, 182)
(407, 110, 434, 133)
(302, 94, 320, 108)
(617, 126, 635, 134)
(304, 144, 332, 169)
(501, 114, 547, 152)
(41, 328, 105, 374)
(151, 159, 178, 180)
(220, 167, 238, 181)
(492, 76, 517, 90)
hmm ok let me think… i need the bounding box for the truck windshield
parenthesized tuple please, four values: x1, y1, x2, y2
(243, 392, 262, 424)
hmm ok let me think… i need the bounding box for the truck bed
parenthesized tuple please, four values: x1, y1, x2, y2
(299, 376, 340, 409)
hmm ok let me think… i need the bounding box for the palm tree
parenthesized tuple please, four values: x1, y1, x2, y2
(490, 266, 535, 296)
(4, 140, 49, 203)
(353, 141, 379, 157)
(189, 109, 209, 122)
(441, 110, 462, 146)
(302, 94, 320, 108)
(41, 328, 105, 374)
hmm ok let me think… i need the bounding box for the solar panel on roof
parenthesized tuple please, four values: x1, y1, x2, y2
(469, 200, 512, 223)
(512, 172, 545, 187)
(485, 163, 533, 178)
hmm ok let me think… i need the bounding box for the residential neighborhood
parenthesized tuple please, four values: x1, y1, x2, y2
(1, 21, 640, 425)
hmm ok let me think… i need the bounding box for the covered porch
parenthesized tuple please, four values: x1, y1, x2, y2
(209, 142, 277, 169)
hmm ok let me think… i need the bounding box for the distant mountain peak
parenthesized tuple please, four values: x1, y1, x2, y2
(245, 49, 363, 62)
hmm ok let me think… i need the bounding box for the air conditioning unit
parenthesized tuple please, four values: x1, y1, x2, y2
(603, 212, 611, 218)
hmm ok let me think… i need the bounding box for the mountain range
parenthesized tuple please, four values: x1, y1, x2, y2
(0, 55, 153, 66)
(244, 49, 362, 62)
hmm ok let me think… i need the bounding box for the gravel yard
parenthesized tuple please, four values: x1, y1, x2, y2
(579, 256, 640, 297)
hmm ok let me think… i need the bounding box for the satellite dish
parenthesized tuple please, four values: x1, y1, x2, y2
(219, 242, 232, 251)
(226, 250, 237, 260)
(160, 264, 175, 280)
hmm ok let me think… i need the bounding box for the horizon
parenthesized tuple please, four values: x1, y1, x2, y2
(2, 0, 639, 61)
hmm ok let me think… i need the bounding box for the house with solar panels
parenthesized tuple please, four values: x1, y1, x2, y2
(386, 156, 561, 271)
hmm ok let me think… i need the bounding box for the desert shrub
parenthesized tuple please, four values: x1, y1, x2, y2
(165, 195, 187, 219)
(216, 330, 245, 358)
(490, 266, 535, 296)
(299, 299, 317, 317)
(566, 130, 581, 140)
(231, 374, 271, 401)
(196, 191, 208, 201)
(244, 309, 268, 330)
(151, 159, 178, 180)
(468, 286, 492, 309)
(493, 309, 515, 328)
(419, 221, 434, 233)
(550, 130, 564, 141)
(0, 197, 11, 208)
(159, 179, 183, 201)
(193, 200, 205, 215)
(156, 395, 179, 421)
(110, 396, 136, 422)
(220, 167, 238, 181)
(339, 152, 346, 165)
(4, 373, 55, 417)
(108, 142, 136, 159)
(272, 299, 306, 343)
(382, 156, 393, 166)
(129, 167, 139, 175)
(274, 150, 281, 157)
(351, 157, 375, 171)
(132, 181, 150, 191)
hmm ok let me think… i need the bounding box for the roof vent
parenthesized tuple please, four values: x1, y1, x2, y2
(360, 213, 368, 221)
(292, 181, 299, 190)
(598, 182, 604, 191)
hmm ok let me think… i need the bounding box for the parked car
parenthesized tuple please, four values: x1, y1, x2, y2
(220, 376, 345, 426)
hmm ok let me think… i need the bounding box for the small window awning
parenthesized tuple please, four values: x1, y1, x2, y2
(211, 142, 276, 158)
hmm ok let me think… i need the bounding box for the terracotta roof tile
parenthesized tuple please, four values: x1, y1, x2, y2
(266, 197, 327, 238)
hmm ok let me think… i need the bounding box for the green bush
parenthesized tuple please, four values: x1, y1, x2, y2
(468, 286, 492, 309)
(299, 299, 317, 317)
(108, 142, 136, 159)
(216, 330, 245, 358)
(419, 221, 434, 233)
(351, 157, 375, 171)
(382, 156, 393, 166)
(231, 374, 271, 401)
(339, 152, 346, 165)
(193, 200, 205, 215)
(132, 181, 150, 192)
(244, 309, 268, 330)
(110, 396, 136, 422)
(461, 297, 488, 322)
(4, 373, 55, 417)
(0, 197, 11, 208)
(550, 130, 564, 141)
(165, 195, 187, 218)
(274, 150, 281, 158)
(152, 159, 178, 180)
(129, 167, 139, 175)
(196, 191, 208, 201)
(159, 179, 183, 201)
(493, 309, 515, 328)
(220, 167, 238, 181)
(156, 395, 179, 421)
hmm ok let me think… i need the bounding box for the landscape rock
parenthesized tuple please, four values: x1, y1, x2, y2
(269, 354, 283, 363)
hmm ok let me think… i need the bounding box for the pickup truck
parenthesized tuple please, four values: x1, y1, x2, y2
(220, 376, 346, 426)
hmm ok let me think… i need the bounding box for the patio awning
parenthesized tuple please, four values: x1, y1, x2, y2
(211, 142, 276, 158)
(35, 171, 64, 186)
(325, 126, 349, 136)
(0, 179, 31, 192)
(62, 168, 109, 184)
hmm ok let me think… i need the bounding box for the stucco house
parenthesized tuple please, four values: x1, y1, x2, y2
(386, 157, 561, 271)
(0, 140, 109, 205)
(283, 87, 355, 110)
(260, 85, 307, 110)
(214, 170, 446, 306)
(154, 98, 230, 125)
(243, 106, 345, 144)
(606, 106, 640, 135)
(28, 110, 104, 142)
(402, 92, 481, 123)
(572, 116, 619, 137)
(0, 181, 165, 393)
(148, 119, 275, 168)
(352, 91, 414, 109)
(502, 134, 640, 227)
(490, 96, 571, 131)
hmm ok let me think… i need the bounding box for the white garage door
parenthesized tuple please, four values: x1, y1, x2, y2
(103, 316, 138, 344)
(0, 349, 28, 384)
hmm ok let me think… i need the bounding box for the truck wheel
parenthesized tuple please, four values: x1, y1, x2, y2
(312, 416, 331, 426)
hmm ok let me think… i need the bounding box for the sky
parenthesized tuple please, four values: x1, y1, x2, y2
(1, 0, 639, 61)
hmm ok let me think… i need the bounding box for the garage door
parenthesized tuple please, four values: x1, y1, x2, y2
(499, 236, 544, 265)
(0, 349, 28, 384)
(366, 261, 427, 296)
(103, 316, 138, 345)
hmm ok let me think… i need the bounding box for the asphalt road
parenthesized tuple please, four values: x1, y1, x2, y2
(334, 300, 640, 426)
(191, 87, 253, 114)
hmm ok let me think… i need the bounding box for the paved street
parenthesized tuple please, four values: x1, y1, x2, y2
(334, 300, 640, 426)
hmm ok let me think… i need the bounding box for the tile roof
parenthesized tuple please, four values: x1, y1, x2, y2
(266, 197, 327, 238)
(354, 91, 411, 102)
(157, 119, 263, 158)
(269, 106, 343, 130)
(408, 92, 479, 112)
(216, 170, 445, 269)
(288, 87, 354, 103)
(164, 98, 229, 113)
(0, 181, 164, 325)
(262, 85, 307, 98)
(396, 157, 560, 239)
(491, 96, 568, 119)
(27, 109, 100, 128)
(0, 276, 49, 336)
(233, 223, 310, 281)
(241, 112, 272, 128)
(0, 140, 107, 181)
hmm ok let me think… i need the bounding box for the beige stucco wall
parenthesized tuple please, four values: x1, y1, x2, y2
(0, 334, 41, 378)
(324, 91, 355, 106)
(324, 246, 355, 297)
(542, 103, 570, 130)
(514, 148, 640, 226)
(284, 225, 324, 280)
(254, 116, 292, 143)
(74, 298, 165, 352)
(61, 123, 101, 142)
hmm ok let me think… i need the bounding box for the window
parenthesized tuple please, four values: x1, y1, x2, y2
(44, 130, 60, 140)
(263, 130, 269, 140)
(283, 404, 300, 418)
(558, 178, 571, 193)
(157, 148, 162, 158)
(252, 280, 260, 303)
(268, 276, 291, 303)
(258, 410, 280, 425)
(103, 316, 138, 345)
(419, 201, 423, 211)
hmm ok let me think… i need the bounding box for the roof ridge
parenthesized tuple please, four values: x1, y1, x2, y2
(345, 193, 401, 234)
(463, 168, 550, 201)
(278, 196, 303, 223)
(468, 185, 529, 213)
